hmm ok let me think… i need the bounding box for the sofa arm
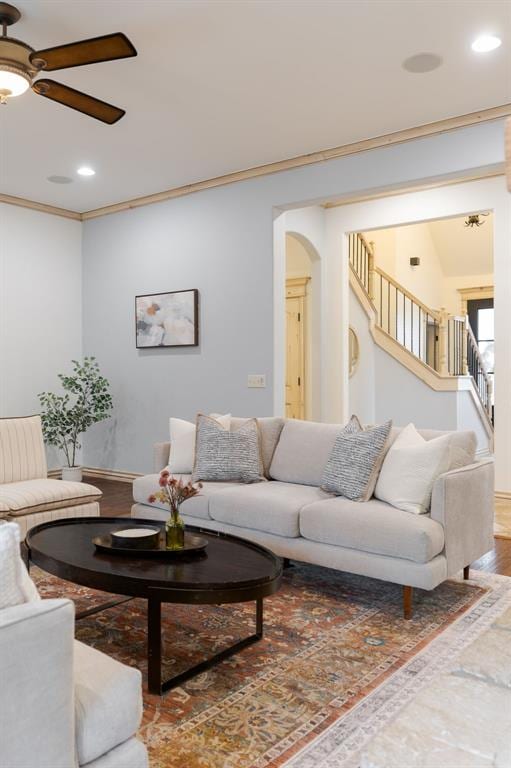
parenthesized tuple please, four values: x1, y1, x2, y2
(0, 599, 75, 768)
(154, 442, 171, 473)
(430, 459, 494, 577)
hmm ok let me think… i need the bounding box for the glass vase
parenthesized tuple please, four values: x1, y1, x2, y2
(166, 511, 185, 550)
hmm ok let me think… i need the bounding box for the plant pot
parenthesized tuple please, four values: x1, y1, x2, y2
(62, 466, 83, 482)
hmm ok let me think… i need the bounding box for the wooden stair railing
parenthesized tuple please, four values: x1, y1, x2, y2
(349, 232, 493, 422)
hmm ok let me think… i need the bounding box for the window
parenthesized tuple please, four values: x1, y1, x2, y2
(467, 298, 494, 404)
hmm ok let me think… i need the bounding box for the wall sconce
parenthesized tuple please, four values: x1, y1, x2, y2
(410, 257, 420, 267)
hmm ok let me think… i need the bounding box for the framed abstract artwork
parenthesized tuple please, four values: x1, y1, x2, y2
(135, 289, 199, 348)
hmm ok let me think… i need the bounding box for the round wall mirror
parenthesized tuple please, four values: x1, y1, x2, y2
(349, 327, 359, 378)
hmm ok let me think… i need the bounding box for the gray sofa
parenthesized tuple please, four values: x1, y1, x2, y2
(131, 417, 494, 618)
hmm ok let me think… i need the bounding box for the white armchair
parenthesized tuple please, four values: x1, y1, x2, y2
(0, 522, 148, 768)
(0, 415, 101, 537)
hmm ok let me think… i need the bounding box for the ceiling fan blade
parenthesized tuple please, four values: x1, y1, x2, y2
(29, 33, 136, 72)
(32, 79, 125, 124)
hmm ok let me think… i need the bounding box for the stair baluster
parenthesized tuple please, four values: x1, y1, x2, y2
(348, 232, 493, 427)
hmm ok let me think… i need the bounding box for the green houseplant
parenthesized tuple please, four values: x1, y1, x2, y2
(38, 357, 113, 482)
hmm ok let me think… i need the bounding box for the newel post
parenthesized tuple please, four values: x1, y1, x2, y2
(438, 309, 449, 376)
(462, 315, 469, 376)
(486, 377, 493, 414)
(368, 241, 376, 302)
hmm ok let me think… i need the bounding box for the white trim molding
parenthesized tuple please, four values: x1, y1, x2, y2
(0, 105, 509, 222)
(48, 467, 141, 483)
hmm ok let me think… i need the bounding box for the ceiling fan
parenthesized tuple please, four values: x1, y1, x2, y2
(0, 2, 136, 124)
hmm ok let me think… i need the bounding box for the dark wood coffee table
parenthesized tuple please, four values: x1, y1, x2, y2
(26, 517, 282, 695)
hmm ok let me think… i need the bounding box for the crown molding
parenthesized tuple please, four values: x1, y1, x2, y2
(322, 167, 505, 209)
(0, 193, 81, 220)
(80, 103, 511, 220)
(1, 103, 510, 222)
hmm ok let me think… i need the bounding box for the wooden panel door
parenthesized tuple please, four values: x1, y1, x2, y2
(285, 293, 305, 419)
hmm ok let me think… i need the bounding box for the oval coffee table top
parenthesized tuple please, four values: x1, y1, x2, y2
(27, 517, 282, 604)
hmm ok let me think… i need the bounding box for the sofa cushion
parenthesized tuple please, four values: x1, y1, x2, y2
(0, 415, 47, 484)
(74, 640, 143, 766)
(269, 419, 349, 486)
(389, 427, 476, 471)
(167, 413, 231, 474)
(209, 481, 331, 538)
(299, 497, 445, 563)
(192, 415, 264, 483)
(133, 473, 241, 520)
(0, 521, 40, 609)
(0, 479, 102, 517)
(321, 420, 392, 501)
(375, 424, 452, 514)
(230, 417, 285, 477)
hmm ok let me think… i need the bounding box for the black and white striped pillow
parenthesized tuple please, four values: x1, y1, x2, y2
(321, 420, 392, 501)
(192, 415, 264, 483)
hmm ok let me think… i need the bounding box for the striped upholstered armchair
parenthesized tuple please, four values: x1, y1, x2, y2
(0, 416, 101, 538)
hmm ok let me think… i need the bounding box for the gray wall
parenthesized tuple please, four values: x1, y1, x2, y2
(82, 121, 504, 473)
(348, 289, 376, 424)
(374, 346, 457, 431)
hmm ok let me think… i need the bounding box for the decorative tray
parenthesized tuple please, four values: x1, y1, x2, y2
(93, 528, 208, 558)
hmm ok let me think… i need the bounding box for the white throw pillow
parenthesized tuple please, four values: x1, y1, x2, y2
(374, 423, 451, 514)
(0, 522, 40, 609)
(167, 413, 231, 474)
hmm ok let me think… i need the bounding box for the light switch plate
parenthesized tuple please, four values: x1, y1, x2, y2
(247, 374, 266, 388)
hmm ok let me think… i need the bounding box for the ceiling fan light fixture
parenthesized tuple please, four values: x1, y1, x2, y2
(471, 34, 502, 53)
(0, 64, 31, 101)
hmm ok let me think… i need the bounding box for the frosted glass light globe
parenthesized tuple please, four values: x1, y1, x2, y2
(0, 67, 30, 98)
(471, 35, 502, 53)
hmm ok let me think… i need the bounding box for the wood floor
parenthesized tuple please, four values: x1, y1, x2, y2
(495, 497, 511, 539)
(87, 476, 511, 578)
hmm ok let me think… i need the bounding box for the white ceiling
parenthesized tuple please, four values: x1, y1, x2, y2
(0, 0, 510, 212)
(428, 214, 493, 276)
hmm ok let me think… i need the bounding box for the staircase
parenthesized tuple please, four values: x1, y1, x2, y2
(348, 232, 494, 432)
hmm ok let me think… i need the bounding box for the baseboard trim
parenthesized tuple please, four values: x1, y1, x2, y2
(496, 491, 511, 501)
(48, 467, 141, 483)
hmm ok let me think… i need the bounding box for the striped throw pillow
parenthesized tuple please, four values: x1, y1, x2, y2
(321, 420, 392, 501)
(192, 415, 264, 483)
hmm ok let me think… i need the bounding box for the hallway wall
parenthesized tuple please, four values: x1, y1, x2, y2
(327, 174, 510, 492)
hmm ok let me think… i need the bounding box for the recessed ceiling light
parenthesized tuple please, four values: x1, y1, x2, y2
(471, 35, 502, 53)
(47, 175, 73, 184)
(77, 166, 95, 177)
(402, 53, 443, 73)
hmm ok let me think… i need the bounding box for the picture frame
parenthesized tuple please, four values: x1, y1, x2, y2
(135, 289, 199, 348)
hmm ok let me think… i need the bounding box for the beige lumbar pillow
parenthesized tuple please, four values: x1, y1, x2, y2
(167, 413, 231, 474)
(375, 423, 451, 514)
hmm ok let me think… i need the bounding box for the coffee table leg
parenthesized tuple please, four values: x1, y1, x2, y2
(147, 597, 264, 695)
(256, 596, 263, 636)
(147, 598, 162, 695)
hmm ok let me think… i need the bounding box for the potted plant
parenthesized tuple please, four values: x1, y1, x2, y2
(148, 472, 202, 549)
(38, 357, 113, 482)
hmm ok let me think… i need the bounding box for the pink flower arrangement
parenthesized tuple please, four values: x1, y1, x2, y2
(148, 470, 202, 518)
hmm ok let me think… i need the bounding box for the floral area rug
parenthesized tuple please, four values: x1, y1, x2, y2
(32, 562, 494, 768)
